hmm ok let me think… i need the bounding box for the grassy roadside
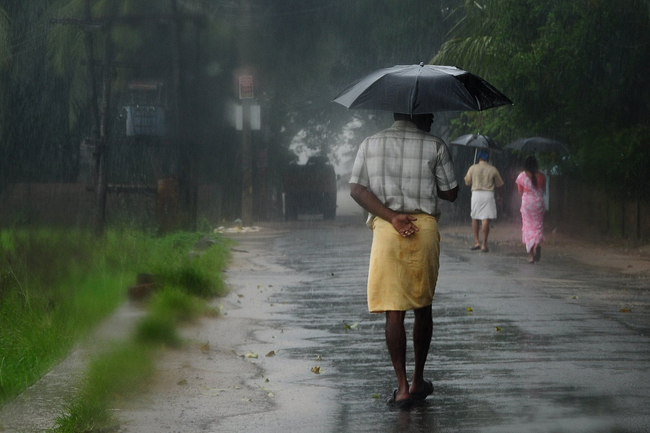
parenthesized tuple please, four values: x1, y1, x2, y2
(52, 286, 216, 432)
(0, 229, 231, 418)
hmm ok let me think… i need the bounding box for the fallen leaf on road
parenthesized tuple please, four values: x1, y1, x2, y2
(200, 342, 210, 353)
(237, 294, 244, 298)
(201, 389, 228, 396)
(466, 307, 473, 313)
(495, 326, 501, 332)
(268, 392, 275, 397)
(620, 308, 631, 313)
(177, 379, 188, 386)
(316, 354, 322, 361)
(246, 352, 258, 359)
(266, 350, 276, 357)
(372, 393, 380, 399)
(311, 366, 321, 374)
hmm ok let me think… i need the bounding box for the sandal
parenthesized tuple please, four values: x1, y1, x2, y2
(386, 389, 413, 409)
(410, 379, 434, 401)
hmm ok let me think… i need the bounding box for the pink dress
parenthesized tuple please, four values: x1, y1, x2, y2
(516, 171, 545, 253)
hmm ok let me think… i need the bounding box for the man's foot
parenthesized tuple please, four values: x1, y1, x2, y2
(410, 379, 434, 401)
(386, 389, 413, 409)
(470, 244, 481, 251)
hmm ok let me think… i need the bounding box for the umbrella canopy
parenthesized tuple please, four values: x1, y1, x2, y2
(332, 63, 513, 114)
(507, 137, 568, 153)
(450, 134, 499, 164)
(450, 134, 498, 149)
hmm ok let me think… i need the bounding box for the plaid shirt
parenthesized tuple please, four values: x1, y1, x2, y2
(350, 120, 457, 220)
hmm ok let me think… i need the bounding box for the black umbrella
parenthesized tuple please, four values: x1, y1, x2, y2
(450, 134, 497, 149)
(450, 134, 499, 163)
(332, 63, 513, 114)
(507, 137, 568, 154)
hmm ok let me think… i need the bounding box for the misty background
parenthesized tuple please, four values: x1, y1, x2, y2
(0, 0, 648, 238)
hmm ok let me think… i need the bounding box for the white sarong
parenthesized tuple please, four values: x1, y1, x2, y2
(470, 190, 497, 220)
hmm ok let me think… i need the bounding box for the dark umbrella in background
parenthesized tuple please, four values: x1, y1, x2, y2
(450, 134, 499, 163)
(333, 63, 512, 114)
(507, 137, 569, 154)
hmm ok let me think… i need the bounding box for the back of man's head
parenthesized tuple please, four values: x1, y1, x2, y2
(393, 113, 434, 133)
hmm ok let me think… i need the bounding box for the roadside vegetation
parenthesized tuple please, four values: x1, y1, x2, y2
(52, 285, 219, 432)
(0, 228, 230, 421)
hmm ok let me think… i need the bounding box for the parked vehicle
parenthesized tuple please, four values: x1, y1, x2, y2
(283, 156, 337, 220)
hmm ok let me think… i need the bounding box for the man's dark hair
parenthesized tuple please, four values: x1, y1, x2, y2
(393, 113, 434, 122)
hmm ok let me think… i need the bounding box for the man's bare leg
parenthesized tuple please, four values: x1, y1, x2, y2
(472, 219, 481, 247)
(410, 305, 432, 394)
(385, 310, 409, 402)
(481, 219, 490, 250)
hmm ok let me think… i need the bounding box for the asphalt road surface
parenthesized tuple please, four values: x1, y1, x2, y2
(2, 215, 648, 433)
(213, 217, 649, 433)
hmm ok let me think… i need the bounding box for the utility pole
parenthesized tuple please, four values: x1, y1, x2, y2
(54, 0, 113, 235)
(83, 0, 100, 141)
(95, 28, 113, 235)
(52, 3, 204, 233)
(239, 0, 254, 227)
(170, 0, 190, 229)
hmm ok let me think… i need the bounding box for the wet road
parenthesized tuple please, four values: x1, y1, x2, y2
(232, 217, 650, 433)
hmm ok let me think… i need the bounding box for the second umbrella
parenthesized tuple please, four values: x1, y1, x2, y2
(450, 134, 498, 163)
(507, 137, 568, 154)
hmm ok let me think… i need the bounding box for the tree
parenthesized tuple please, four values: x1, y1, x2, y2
(433, 0, 650, 199)
(251, 0, 460, 181)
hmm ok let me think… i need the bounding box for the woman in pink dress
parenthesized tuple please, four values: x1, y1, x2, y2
(516, 156, 546, 263)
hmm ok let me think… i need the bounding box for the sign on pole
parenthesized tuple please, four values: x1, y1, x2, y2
(239, 75, 254, 99)
(234, 104, 261, 130)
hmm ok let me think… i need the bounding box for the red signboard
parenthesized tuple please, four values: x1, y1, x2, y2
(239, 75, 254, 99)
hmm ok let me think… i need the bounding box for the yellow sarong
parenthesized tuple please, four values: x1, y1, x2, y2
(367, 214, 440, 313)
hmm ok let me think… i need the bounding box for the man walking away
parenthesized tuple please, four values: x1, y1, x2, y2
(349, 112, 458, 409)
(463, 150, 504, 252)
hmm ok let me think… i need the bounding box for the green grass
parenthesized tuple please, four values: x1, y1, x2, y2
(52, 342, 156, 433)
(53, 282, 216, 431)
(145, 232, 231, 298)
(0, 230, 138, 405)
(0, 228, 231, 408)
(133, 286, 211, 347)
